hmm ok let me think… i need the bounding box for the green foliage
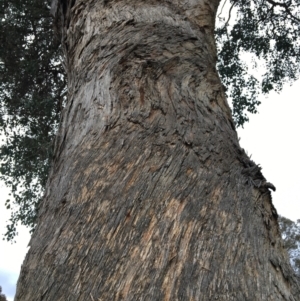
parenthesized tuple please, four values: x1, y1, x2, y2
(0, 0, 299, 240)
(216, 0, 300, 126)
(0, 0, 66, 240)
(278, 216, 300, 277)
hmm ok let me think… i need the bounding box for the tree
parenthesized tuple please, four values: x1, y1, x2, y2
(279, 216, 300, 277)
(12, 0, 300, 299)
(216, 0, 300, 126)
(0, 287, 8, 301)
(1, 0, 299, 241)
(0, 0, 66, 240)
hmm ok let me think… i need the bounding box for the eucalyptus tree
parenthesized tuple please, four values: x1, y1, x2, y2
(1, 0, 299, 241)
(6, 0, 300, 299)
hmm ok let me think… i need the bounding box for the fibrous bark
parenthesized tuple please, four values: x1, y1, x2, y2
(15, 0, 300, 300)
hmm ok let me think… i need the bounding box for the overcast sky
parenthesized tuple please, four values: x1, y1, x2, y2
(0, 80, 299, 301)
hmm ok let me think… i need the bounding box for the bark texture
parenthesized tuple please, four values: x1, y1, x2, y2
(16, 0, 300, 300)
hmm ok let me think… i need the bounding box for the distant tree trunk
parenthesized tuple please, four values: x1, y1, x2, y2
(15, 1, 300, 300)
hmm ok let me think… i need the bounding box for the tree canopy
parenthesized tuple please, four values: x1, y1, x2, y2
(216, 0, 300, 126)
(0, 0, 65, 240)
(0, 0, 299, 241)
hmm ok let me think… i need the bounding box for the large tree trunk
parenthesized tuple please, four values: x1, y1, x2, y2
(15, 0, 300, 300)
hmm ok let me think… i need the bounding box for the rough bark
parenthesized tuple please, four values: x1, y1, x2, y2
(15, 0, 300, 300)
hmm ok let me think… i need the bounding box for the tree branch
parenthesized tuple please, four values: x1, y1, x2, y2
(224, 0, 238, 27)
(265, 0, 300, 23)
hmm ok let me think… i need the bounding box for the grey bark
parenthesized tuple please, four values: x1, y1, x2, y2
(15, 0, 300, 300)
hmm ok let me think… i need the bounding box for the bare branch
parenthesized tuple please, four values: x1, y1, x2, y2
(265, 0, 300, 23)
(224, 0, 238, 27)
(217, 0, 229, 20)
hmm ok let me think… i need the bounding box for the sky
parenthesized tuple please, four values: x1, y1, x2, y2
(0, 81, 299, 301)
(0, 185, 31, 301)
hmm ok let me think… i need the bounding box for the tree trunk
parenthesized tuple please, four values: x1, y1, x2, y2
(15, 0, 300, 300)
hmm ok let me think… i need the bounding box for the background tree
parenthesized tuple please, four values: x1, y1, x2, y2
(14, 0, 300, 300)
(0, 287, 8, 301)
(279, 216, 300, 277)
(0, 0, 66, 240)
(216, 0, 300, 126)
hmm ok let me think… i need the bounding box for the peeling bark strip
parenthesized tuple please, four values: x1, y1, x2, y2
(16, 1, 299, 300)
